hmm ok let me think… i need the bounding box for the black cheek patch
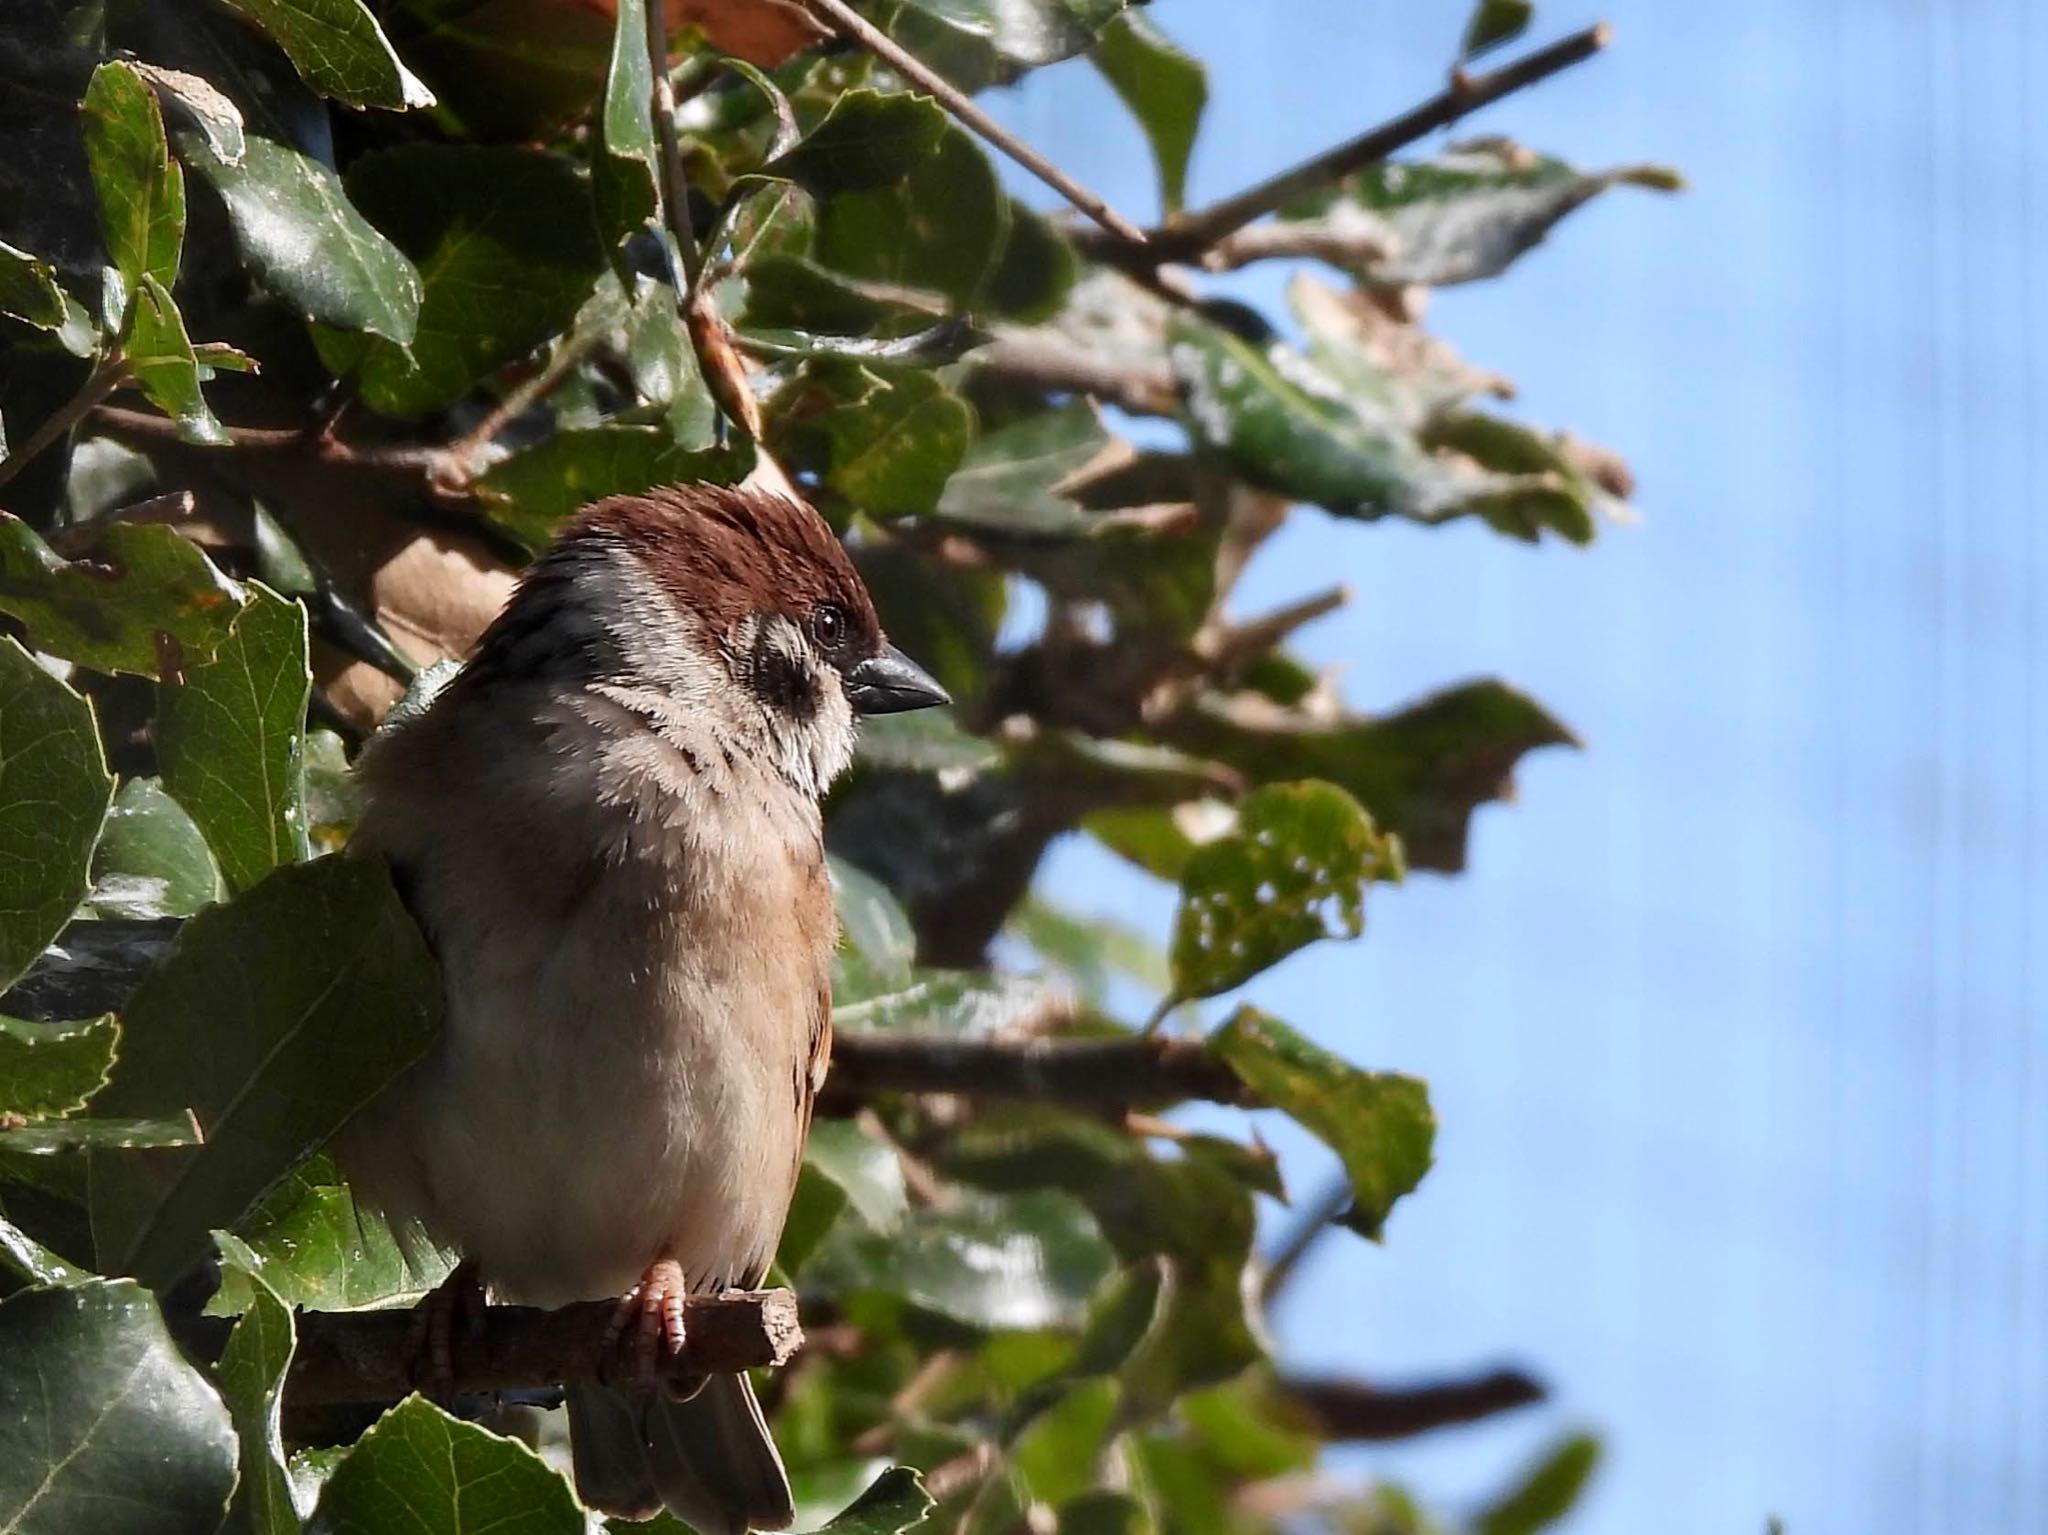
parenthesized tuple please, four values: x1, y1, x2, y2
(748, 644, 821, 719)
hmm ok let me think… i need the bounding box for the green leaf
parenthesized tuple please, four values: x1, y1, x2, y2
(179, 130, 422, 343)
(1476, 1431, 1602, 1535)
(124, 274, 229, 447)
(129, 61, 248, 165)
(0, 1280, 237, 1535)
(306, 1395, 582, 1534)
(0, 514, 243, 678)
(1014, 1377, 1119, 1506)
(1169, 781, 1399, 1002)
(0, 1212, 87, 1290)
(0, 1014, 117, 1119)
(208, 1156, 451, 1315)
(1060, 1490, 1155, 1535)
(478, 428, 749, 553)
(593, 0, 656, 253)
(773, 359, 973, 519)
(90, 857, 442, 1288)
(83, 60, 185, 297)
(0, 1113, 200, 1153)
(1211, 1006, 1434, 1241)
(319, 146, 605, 418)
(816, 1467, 934, 1535)
(741, 253, 948, 340)
(1008, 895, 1170, 1007)
(805, 1118, 908, 1233)
(1462, 0, 1534, 58)
(766, 90, 947, 196)
(82, 776, 223, 920)
(302, 729, 360, 854)
(212, 1241, 299, 1535)
(0, 639, 112, 990)
(934, 400, 1108, 536)
(855, 708, 1002, 776)
(215, 0, 435, 111)
(157, 584, 312, 893)
(1170, 314, 1595, 543)
(889, 0, 1127, 86)
(1281, 140, 1683, 288)
(0, 240, 68, 332)
(831, 970, 1052, 1037)
(985, 202, 1078, 323)
(810, 116, 1008, 311)
(1093, 12, 1206, 214)
(830, 855, 916, 1002)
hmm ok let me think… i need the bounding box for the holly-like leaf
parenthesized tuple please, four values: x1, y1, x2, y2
(0, 1014, 117, 1119)
(479, 428, 749, 552)
(90, 857, 442, 1288)
(1169, 781, 1400, 1002)
(157, 584, 312, 893)
(82, 60, 185, 297)
(0, 1280, 237, 1535)
(82, 777, 222, 921)
(179, 130, 421, 343)
(0, 1212, 86, 1291)
(124, 274, 229, 447)
(773, 359, 973, 519)
(0, 239, 67, 331)
(1093, 12, 1206, 215)
(815, 1468, 935, 1535)
(319, 146, 605, 418)
(1210, 1007, 1433, 1241)
(1476, 1431, 1602, 1535)
(212, 1241, 298, 1535)
(305, 1395, 583, 1534)
(766, 90, 947, 197)
(1280, 139, 1683, 288)
(215, 0, 435, 111)
(933, 400, 1108, 536)
(0, 515, 243, 678)
(810, 116, 1008, 311)
(0, 639, 112, 991)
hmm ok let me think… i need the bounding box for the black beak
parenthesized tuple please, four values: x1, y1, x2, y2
(846, 646, 950, 715)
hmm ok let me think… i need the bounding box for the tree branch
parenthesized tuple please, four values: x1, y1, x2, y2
(1085, 23, 1613, 265)
(1281, 1368, 1546, 1441)
(819, 1032, 1252, 1114)
(185, 1287, 802, 1409)
(0, 357, 129, 489)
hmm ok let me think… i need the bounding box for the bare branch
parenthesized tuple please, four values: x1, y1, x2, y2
(1282, 1368, 1546, 1441)
(972, 333, 1179, 417)
(1085, 24, 1613, 264)
(184, 1287, 801, 1409)
(1259, 1172, 1353, 1304)
(820, 1032, 1253, 1115)
(796, 0, 1148, 245)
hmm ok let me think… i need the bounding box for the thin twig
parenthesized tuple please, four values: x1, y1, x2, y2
(1281, 1368, 1546, 1441)
(1260, 1172, 1352, 1304)
(1198, 585, 1351, 671)
(0, 357, 130, 490)
(797, 0, 1148, 245)
(443, 330, 602, 477)
(817, 1030, 1250, 1114)
(1091, 23, 1614, 263)
(644, 0, 702, 293)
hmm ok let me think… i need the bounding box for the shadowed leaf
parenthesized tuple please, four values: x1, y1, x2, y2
(208, 1155, 451, 1314)
(1094, 12, 1206, 214)
(0, 1014, 116, 1119)
(305, 1395, 582, 1534)
(0, 240, 67, 331)
(212, 1241, 298, 1535)
(82, 777, 221, 920)
(83, 60, 184, 295)
(216, 0, 435, 110)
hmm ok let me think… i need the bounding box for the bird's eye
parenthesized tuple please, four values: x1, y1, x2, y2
(808, 604, 848, 650)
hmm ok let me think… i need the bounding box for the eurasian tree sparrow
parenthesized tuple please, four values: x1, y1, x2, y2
(337, 484, 948, 1529)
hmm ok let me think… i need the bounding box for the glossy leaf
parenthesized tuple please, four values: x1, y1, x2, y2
(891, 0, 1126, 86)
(0, 1280, 237, 1535)
(216, 0, 435, 111)
(0, 639, 112, 990)
(305, 1395, 583, 1534)
(90, 857, 442, 1288)
(773, 359, 973, 519)
(0, 1113, 200, 1154)
(208, 1156, 450, 1314)
(1170, 781, 1399, 1002)
(479, 427, 749, 552)
(0, 1014, 116, 1119)
(1280, 140, 1683, 288)
(832, 970, 1053, 1037)
(810, 116, 1008, 311)
(934, 400, 1108, 536)
(830, 854, 917, 1003)
(1476, 1431, 1602, 1535)
(82, 60, 185, 295)
(766, 90, 947, 196)
(1462, 0, 1534, 59)
(593, 0, 656, 251)
(1212, 1007, 1434, 1241)
(815, 1467, 935, 1535)
(124, 274, 229, 447)
(0, 1212, 86, 1290)
(320, 146, 605, 417)
(212, 1242, 298, 1535)
(805, 1118, 908, 1233)
(157, 584, 312, 893)
(1094, 12, 1206, 214)
(82, 777, 222, 920)
(0, 239, 67, 331)
(180, 130, 421, 343)
(0, 516, 242, 679)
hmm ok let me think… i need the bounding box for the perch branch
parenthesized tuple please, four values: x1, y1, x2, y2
(1282, 1368, 1546, 1441)
(796, 0, 1147, 245)
(187, 1287, 802, 1408)
(820, 1032, 1252, 1114)
(1085, 23, 1613, 264)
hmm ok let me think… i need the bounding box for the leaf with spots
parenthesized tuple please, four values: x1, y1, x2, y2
(83, 60, 185, 297)
(1210, 1006, 1433, 1241)
(1169, 781, 1400, 1002)
(0, 641, 112, 992)
(157, 584, 312, 893)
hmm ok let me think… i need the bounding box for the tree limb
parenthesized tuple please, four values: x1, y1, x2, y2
(1281, 1368, 1546, 1441)
(820, 1032, 1253, 1114)
(1082, 23, 1613, 265)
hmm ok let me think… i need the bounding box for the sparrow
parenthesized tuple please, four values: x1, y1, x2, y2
(335, 483, 949, 1529)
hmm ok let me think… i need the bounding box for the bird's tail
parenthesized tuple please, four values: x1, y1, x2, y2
(568, 1375, 795, 1534)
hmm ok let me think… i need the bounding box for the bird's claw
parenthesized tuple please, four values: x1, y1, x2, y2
(601, 1257, 692, 1395)
(405, 1259, 487, 1399)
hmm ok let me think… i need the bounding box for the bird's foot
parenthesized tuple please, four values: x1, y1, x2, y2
(404, 1259, 487, 1399)
(601, 1257, 691, 1395)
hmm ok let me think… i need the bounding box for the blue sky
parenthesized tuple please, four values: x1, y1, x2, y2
(994, 3, 2048, 1531)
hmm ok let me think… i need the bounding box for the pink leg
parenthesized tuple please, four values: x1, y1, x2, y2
(600, 1257, 689, 1391)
